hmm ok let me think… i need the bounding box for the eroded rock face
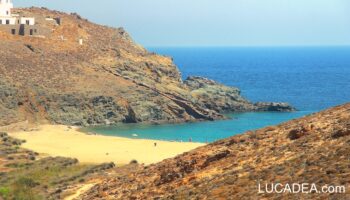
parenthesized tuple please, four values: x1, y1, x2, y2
(185, 76, 295, 113)
(0, 8, 294, 126)
(81, 103, 350, 200)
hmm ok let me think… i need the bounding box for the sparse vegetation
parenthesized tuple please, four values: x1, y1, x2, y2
(82, 104, 350, 200)
(1, 8, 293, 128)
(0, 158, 115, 199)
(0, 133, 115, 200)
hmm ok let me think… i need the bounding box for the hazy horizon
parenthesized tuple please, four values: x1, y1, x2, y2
(145, 45, 350, 48)
(16, 0, 350, 47)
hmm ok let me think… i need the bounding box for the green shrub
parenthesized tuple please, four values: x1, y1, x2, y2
(0, 187, 10, 199)
(130, 159, 138, 164)
(15, 177, 39, 188)
(12, 177, 41, 200)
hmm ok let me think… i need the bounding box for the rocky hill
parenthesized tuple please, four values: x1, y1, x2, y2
(0, 7, 294, 127)
(82, 103, 350, 199)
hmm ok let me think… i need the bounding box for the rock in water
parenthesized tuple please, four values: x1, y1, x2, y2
(254, 102, 296, 112)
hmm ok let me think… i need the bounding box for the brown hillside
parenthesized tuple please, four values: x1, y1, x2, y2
(82, 103, 350, 200)
(0, 7, 294, 127)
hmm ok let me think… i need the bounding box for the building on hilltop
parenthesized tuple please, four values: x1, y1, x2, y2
(0, 0, 16, 24)
(0, 0, 59, 37)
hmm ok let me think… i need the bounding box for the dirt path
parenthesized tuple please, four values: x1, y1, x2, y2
(64, 183, 96, 200)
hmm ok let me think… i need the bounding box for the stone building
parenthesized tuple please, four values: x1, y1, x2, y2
(0, 0, 58, 36)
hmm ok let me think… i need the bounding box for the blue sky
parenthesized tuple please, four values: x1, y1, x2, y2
(16, 0, 350, 47)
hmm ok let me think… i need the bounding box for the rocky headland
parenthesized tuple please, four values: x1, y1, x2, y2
(0, 7, 294, 127)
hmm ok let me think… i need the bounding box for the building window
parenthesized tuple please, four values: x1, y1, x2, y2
(6, 20, 10, 24)
(0, 20, 2, 24)
(30, 29, 33, 35)
(11, 29, 16, 35)
(26, 20, 30, 25)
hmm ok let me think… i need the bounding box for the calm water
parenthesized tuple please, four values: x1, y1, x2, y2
(88, 47, 350, 142)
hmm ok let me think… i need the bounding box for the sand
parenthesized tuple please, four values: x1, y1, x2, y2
(9, 125, 204, 165)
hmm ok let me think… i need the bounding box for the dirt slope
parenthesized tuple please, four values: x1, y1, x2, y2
(82, 103, 350, 200)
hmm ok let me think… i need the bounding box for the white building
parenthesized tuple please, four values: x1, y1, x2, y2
(20, 17, 35, 25)
(0, 0, 16, 25)
(0, 0, 13, 16)
(0, 0, 35, 25)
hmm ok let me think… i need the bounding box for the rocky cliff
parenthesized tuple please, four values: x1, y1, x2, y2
(0, 8, 294, 127)
(82, 103, 350, 200)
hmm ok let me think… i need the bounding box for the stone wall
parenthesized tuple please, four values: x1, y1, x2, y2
(0, 24, 50, 36)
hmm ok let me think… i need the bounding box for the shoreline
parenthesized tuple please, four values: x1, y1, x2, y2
(8, 124, 204, 165)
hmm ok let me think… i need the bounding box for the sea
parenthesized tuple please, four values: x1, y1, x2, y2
(87, 47, 350, 142)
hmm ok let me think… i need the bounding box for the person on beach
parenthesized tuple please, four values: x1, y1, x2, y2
(154, 142, 157, 147)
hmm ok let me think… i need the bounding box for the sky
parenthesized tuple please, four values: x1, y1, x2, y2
(16, 0, 350, 47)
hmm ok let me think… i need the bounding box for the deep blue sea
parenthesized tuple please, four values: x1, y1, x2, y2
(88, 47, 350, 142)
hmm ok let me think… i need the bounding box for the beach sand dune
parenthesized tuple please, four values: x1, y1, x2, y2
(9, 125, 204, 165)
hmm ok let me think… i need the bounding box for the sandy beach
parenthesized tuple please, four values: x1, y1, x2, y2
(8, 125, 204, 165)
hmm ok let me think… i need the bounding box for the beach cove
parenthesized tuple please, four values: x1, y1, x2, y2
(8, 125, 204, 165)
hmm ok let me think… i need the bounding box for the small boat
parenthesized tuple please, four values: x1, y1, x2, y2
(132, 134, 138, 137)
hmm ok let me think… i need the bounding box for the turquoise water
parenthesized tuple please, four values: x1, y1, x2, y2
(88, 47, 350, 142)
(88, 111, 311, 143)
